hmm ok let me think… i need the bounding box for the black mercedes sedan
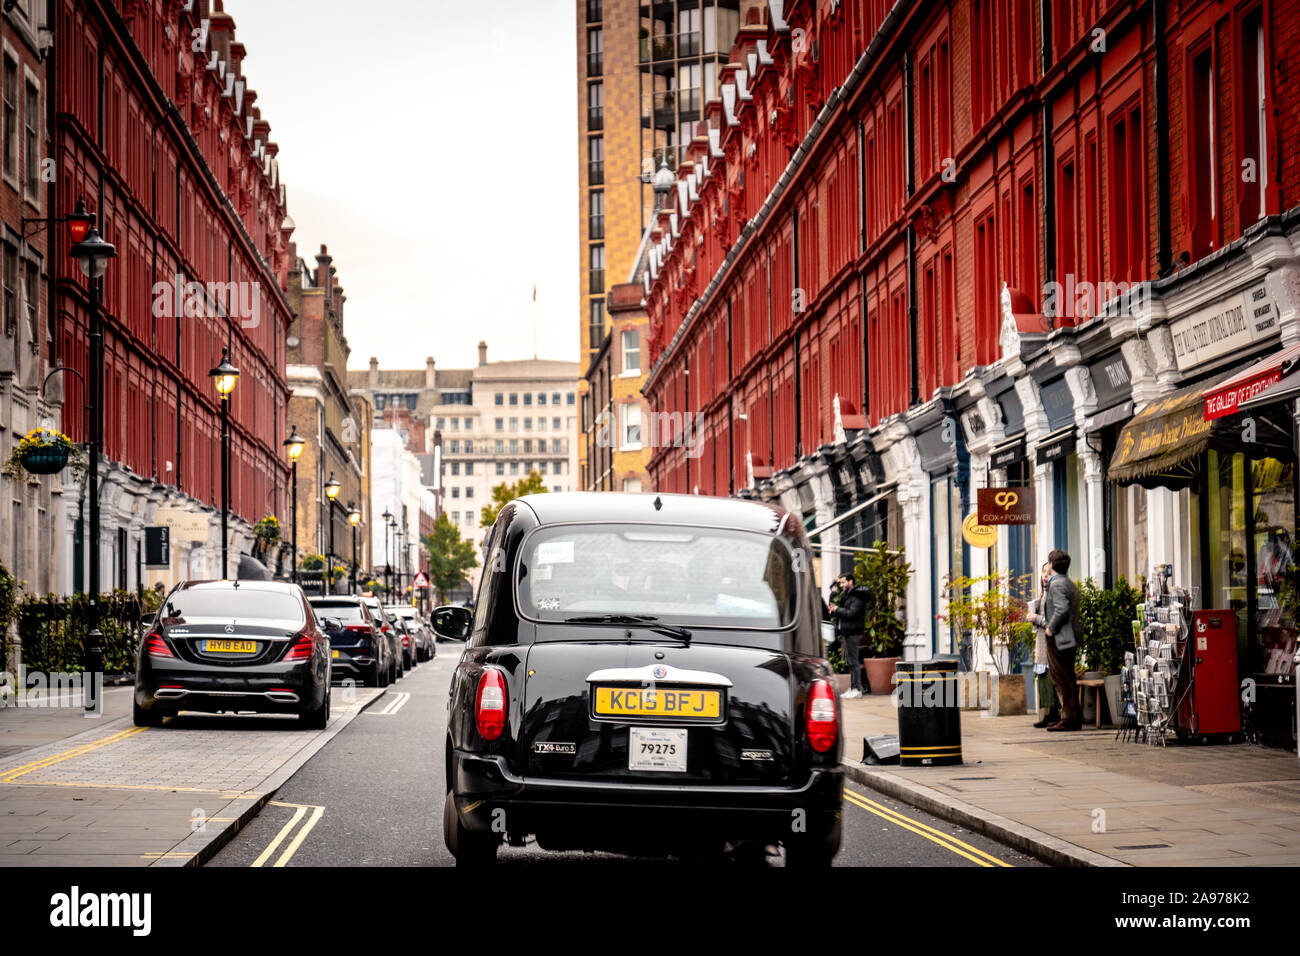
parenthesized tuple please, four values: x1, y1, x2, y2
(440, 492, 843, 866)
(134, 580, 333, 728)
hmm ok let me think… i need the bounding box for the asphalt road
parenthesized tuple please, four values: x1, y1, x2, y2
(207, 647, 1043, 867)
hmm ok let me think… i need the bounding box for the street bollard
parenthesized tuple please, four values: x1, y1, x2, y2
(84, 627, 104, 714)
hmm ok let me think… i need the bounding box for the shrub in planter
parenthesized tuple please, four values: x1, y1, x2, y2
(851, 542, 911, 693)
(1077, 576, 1142, 676)
(943, 572, 1035, 714)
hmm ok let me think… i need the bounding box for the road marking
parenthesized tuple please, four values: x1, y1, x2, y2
(273, 804, 324, 867)
(364, 691, 410, 716)
(7, 780, 246, 797)
(250, 801, 325, 868)
(843, 788, 1014, 867)
(0, 727, 145, 783)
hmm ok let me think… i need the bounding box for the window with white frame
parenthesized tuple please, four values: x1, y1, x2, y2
(622, 404, 642, 448)
(621, 329, 640, 374)
(623, 477, 643, 493)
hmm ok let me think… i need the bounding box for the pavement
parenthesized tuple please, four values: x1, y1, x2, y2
(0, 679, 385, 866)
(839, 690, 1300, 867)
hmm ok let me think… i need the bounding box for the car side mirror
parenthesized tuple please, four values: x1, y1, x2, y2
(322, 617, 342, 631)
(431, 605, 472, 640)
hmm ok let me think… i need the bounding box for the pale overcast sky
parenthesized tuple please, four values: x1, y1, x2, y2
(230, 0, 579, 372)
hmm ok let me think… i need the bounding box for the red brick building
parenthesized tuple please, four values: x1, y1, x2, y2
(644, 0, 1300, 667)
(53, 0, 293, 589)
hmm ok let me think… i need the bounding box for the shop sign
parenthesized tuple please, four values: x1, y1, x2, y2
(977, 487, 1036, 525)
(1088, 353, 1132, 408)
(989, 441, 1026, 470)
(1170, 281, 1279, 371)
(1038, 378, 1076, 431)
(154, 508, 209, 542)
(144, 527, 170, 568)
(1036, 434, 1076, 465)
(961, 512, 998, 548)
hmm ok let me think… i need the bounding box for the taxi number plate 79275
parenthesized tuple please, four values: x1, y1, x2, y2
(628, 727, 687, 772)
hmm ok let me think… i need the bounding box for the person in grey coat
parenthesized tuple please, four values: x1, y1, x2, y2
(1041, 549, 1082, 730)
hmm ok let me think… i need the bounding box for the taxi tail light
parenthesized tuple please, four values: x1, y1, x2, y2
(806, 678, 838, 753)
(284, 634, 315, 661)
(475, 667, 507, 741)
(144, 634, 173, 658)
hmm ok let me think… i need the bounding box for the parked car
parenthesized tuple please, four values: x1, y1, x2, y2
(386, 611, 419, 670)
(440, 492, 843, 866)
(308, 596, 391, 687)
(361, 597, 403, 682)
(387, 605, 435, 662)
(134, 580, 333, 727)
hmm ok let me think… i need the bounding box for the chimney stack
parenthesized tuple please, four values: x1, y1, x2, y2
(425, 357, 436, 389)
(368, 356, 378, 389)
(478, 341, 488, 366)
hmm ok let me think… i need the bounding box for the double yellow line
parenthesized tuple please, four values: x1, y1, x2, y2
(0, 727, 145, 784)
(366, 691, 410, 716)
(843, 788, 1013, 867)
(250, 801, 325, 867)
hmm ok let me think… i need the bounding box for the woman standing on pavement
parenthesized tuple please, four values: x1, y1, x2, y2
(1026, 562, 1058, 728)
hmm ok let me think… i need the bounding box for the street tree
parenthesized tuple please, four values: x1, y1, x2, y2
(422, 513, 479, 605)
(480, 470, 547, 527)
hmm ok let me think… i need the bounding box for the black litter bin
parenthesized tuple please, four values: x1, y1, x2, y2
(895, 660, 962, 766)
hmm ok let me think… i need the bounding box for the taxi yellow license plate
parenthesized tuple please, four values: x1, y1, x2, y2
(332, 650, 340, 659)
(204, 639, 256, 654)
(593, 686, 721, 719)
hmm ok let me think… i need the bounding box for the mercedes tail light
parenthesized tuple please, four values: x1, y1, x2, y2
(806, 678, 838, 753)
(144, 634, 173, 658)
(475, 667, 507, 741)
(284, 634, 315, 661)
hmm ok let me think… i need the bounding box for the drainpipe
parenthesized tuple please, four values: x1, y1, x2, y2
(792, 210, 802, 459)
(904, 50, 919, 407)
(1041, 1, 1056, 327)
(1153, 0, 1172, 276)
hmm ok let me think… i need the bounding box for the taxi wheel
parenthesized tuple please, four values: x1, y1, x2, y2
(783, 814, 841, 868)
(443, 790, 497, 866)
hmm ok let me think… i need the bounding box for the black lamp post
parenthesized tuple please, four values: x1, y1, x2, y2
(382, 508, 393, 595)
(209, 350, 239, 579)
(283, 428, 304, 583)
(347, 502, 361, 595)
(324, 473, 341, 595)
(68, 202, 115, 713)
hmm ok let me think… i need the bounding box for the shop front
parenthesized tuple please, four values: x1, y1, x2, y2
(986, 379, 1036, 588)
(1108, 333, 1298, 747)
(908, 402, 969, 657)
(1033, 374, 1088, 574)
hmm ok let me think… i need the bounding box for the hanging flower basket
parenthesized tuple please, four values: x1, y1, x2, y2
(3, 428, 86, 480)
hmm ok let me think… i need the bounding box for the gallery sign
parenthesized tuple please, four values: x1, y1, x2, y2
(976, 487, 1036, 525)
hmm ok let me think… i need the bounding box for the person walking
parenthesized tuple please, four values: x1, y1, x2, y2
(829, 572, 870, 698)
(1025, 561, 1059, 728)
(1041, 549, 1082, 731)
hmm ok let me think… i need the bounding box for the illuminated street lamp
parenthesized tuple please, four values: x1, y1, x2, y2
(348, 503, 361, 594)
(283, 428, 305, 583)
(208, 350, 239, 579)
(324, 473, 341, 594)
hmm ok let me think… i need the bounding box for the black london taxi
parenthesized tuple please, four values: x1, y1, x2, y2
(436, 492, 843, 866)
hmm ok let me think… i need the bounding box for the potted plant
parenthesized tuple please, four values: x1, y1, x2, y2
(3, 427, 86, 479)
(1078, 576, 1142, 725)
(943, 572, 1036, 715)
(252, 515, 281, 558)
(853, 541, 911, 695)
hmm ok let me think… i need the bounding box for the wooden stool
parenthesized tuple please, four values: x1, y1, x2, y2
(1076, 678, 1108, 728)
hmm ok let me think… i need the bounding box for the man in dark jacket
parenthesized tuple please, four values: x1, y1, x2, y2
(829, 573, 870, 698)
(1042, 549, 1082, 731)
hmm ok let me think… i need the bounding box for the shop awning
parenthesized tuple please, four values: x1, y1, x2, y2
(1240, 368, 1300, 412)
(1202, 342, 1300, 420)
(1108, 379, 1220, 488)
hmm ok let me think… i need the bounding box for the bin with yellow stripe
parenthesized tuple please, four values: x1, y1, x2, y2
(894, 660, 962, 766)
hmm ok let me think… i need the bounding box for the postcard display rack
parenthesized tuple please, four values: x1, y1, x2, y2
(1121, 582, 1198, 745)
